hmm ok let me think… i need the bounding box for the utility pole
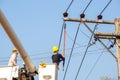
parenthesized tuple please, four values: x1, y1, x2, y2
(115, 18, 120, 80)
(63, 17, 120, 80)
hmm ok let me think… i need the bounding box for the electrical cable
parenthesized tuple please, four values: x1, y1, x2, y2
(0, 48, 110, 63)
(97, 0, 112, 19)
(58, 21, 65, 49)
(0, 45, 107, 60)
(66, 32, 82, 46)
(74, 0, 113, 79)
(63, 0, 94, 79)
(85, 42, 110, 80)
(85, 51, 103, 80)
(99, 0, 112, 15)
(66, 30, 90, 47)
(65, 0, 74, 12)
(80, 0, 93, 18)
(63, 0, 92, 80)
(82, 0, 93, 14)
(74, 23, 98, 80)
(80, 29, 90, 39)
(63, 22, 81, 80)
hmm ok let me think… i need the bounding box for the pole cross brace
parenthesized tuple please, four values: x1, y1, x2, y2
(95, 32, 120, 39)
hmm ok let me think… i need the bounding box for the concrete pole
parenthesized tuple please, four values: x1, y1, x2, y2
(0, 10, 36, 74)
(115, 18, 120, 80)
(64, 17, 120, 80)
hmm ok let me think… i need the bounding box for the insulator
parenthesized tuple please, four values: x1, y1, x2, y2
(63, 12, 68, 17)
(94, 38, 97, 41)
(80, 13, 85, 18)
(97, 15, 102, 19)
(110, 45, 114, 48)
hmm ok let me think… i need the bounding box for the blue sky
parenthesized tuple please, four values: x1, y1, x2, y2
(0, 0, 120, 80)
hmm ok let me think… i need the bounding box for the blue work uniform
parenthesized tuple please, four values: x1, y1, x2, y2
(52, 53, 65, 66)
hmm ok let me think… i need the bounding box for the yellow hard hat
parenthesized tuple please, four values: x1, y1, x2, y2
(12, 48, 17, 52)
(40, 62, 46, 68)
(52, 46, 59, 53)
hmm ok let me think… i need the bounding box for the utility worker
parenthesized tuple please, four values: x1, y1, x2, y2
(8, 48, 19, 66)
(51, 46, 65, 70)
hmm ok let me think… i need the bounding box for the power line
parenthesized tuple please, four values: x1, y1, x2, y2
(80, 29, 90, 39)
(58, 21, 66, 49)
(65, 0, 74, 12)
(97, 0, 112, 19)
(0, 48, 113, 64)
(67, 28, 99, 49)
(85, 41, 110, 80)
(0, 48, 110, 59)
(0, 45, 107, 60)
(63, 0, 94, 79)
(99, 0, 112, 15)
(85, 50, 104, 80)
(82, 0, 93, 14)
(74, 0, 113, 79)
(63, 22, 81, 80)
(74, 23, 98, 80)
(66, 31, 89, 47)
(80, 0, 93, 18)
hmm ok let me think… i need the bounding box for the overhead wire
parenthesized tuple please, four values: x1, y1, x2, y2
(58, 21, 65, 49)
(63, 0, 93, 80)
(80, 0, 93, 18)
(85, 41, 110, 80)
(65, 0, 74, 12)
(0, 47, 112, 64)
(82, 0, 93, 14)
(63, 22, 81, 80)
(85, 39, 116, 79)
(75, 23, 98, 80)
(66, 31, 89, 47)
(67, 28, 99, 48)
(60, 0, 75, 54)
(0, 47, 109, 58)
(74, 0, 113, 79)
(80, 29, 90, 39)
(99, 0, 112, 15)
(0, 45, 106, 60)
(85, 52, 103, 80)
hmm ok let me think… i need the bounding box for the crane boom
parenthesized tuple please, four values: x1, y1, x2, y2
(0, 10, 36, 74)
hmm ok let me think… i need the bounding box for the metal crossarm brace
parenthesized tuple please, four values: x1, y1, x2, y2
(64, 18, 115, 24)
(95, 32, 120, 39)
(83, 22, 116, 60)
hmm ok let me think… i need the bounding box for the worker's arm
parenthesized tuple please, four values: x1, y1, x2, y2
(60, 54, 65, 70)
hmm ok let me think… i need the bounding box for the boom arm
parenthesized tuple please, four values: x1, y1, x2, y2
(0, 10, 37, 74)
